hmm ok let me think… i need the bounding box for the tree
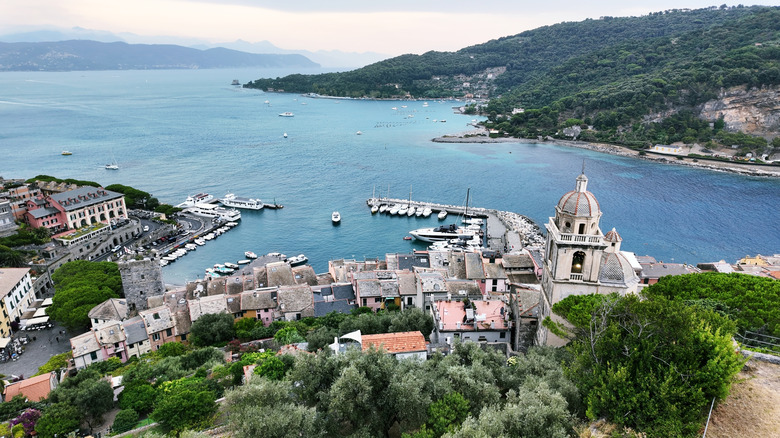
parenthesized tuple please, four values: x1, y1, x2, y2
(554, 293, 745, 437)
(49, 369, 114, 431)
(112, 409, 139, 434)
(151, 383, 217, 434)
(223, 379, 322, 438)
(48, 260, 122, 330)
(190, 313, 235, 347)
(389, 308, 435, 339)
(118, 383, 158, 415)
(34, 403, 80, 438)
(273, 326, 305, 345)
(9, 408, 41, 436)
(34, 352, 72, 376)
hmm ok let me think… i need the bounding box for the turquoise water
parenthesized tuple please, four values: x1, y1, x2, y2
(1, 68, 778, 284)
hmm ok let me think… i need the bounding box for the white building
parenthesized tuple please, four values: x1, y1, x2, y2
(537, 172, 639, 346)
(0, 268, 35, 337)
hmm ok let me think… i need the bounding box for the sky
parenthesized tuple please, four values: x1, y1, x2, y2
(1, 1, 779, 55)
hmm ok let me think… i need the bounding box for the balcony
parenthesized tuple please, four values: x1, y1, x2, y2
(547, 219, 604, 245)
(569, 274, 584, 281)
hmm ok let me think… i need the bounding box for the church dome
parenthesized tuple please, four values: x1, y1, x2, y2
(604, 228, 622, 243)
(598, 252, 636, 284)
(557, 173, 600, 217)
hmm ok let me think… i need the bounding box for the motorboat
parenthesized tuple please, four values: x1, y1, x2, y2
(407, 206, 416, 217)
(422, 207, 432, 217)
(408, 223, 478, 243)
(245, 251, 258, 259)
(438, 210, 448, 220)
(389, 204, 400, 215)
(278, 112, 294, 117)
(221, 193, 263, 210)
(194, 238, 206, 246)
(231, 79, 240, 86)
(61, 150, 72, 155)
(288, 254, 308, 266)
(403, 236, 412, 240)
(185, 243, 198, 250)
(105, 162, 119, 170)
(159, 260, 169, 267)
(332, 211, 341, 224)
(463, 217, 484, 226)
(379, 204, 388, 213)
(398, 206, 408, 216)
(237, 259, 252, 265)
(284, 132, 288, 138)
(185, 203, 242, 221)
(176, 193, 214, 208)
(356, 131, 363, 135)
(416, 207, 424, 217)
(204, 233, 216, 240)
(370, 205, 379, 214)
(224, 262, 239, 269)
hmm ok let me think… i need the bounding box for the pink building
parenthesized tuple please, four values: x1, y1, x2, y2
(24, 186, 126, 233)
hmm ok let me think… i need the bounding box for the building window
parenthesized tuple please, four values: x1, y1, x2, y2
(165, 328, 172, 337)
(374, 297, 381, 303)
(153, 313, 160, 319)
(152, 333, 160, 341)
(572, 251, 585, 274)
(500, 332, 506, 339)
(407, 297, 413, 306)
(578, 223, 585, 234)
(362, 298, 367, 306)
(90, 351, 98, 361)
(181, 334, 187, 341)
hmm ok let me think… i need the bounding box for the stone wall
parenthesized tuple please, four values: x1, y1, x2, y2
(119, 259, 165, 313)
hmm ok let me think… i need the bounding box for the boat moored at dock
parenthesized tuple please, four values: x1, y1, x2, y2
(221, 193, 264, 210)
(288, 254, 308, 266)
(245, 251, 258, 259)
(177, 193, 214, 208)
(185, 203, 242, 221)
(409, 223, 479, 243)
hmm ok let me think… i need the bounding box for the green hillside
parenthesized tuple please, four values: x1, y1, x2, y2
(246, 6, 780, 154)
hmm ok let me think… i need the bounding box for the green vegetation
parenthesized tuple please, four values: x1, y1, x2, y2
(644, 272, 780, 337)
(27, 175, 100, 188)
(190, 313, 236, 347)
(552, 293, 745, 437)
(33, 352, 72, 377)
(48, 260, 122, 330)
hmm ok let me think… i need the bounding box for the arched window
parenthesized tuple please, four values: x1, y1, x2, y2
(572, 251, 585, 274)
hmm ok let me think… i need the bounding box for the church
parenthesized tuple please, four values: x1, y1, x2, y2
(537, 171, 640, 346)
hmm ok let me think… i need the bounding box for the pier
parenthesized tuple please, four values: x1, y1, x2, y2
(367, 198, 545, 252)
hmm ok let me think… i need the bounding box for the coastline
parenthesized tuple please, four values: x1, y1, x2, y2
(433, 133, 780, 178)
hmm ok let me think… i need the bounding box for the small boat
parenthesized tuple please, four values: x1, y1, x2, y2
(185, 243, 198, 250)
(245, 251, 258, 259)
(403, 236, 412, 240)
(422, 207, 432, 218)
(288, 254, 308, 266)
(389, 204, 400, 215)
(356, 131, 362, 135)
(237, 259, 252, 265)
(416, 207, 424, 217)
(370, 205, 379, 214)
(283, 132, 288, 138)
(332, 211, 341, 224)
(379, 204, 388, 213)
(231, 79, 240, 86)
(105, 163, 119, 170)
(160, 260, 169, 267)
(224, 262, 239, 269)
(61, 150, 72, 155)
(278, 112, 294, 117)
(407, 206, 416, 216)
(264, 100, 270, 104)
(194, 238, 206, 246)
(438, 210, 448, 220)
(398, 206, 408, 216)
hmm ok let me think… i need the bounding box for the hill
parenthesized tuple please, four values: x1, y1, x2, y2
(245, 6, 780, 155)
(0, 40, 319, 71)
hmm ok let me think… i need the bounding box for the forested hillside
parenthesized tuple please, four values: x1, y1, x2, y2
(246, 6, 780, 154)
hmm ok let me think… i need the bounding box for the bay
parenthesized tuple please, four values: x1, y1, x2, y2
(1, 68, 778, 285)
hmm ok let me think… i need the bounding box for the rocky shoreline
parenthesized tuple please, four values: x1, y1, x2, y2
(433, 134, 780, 178)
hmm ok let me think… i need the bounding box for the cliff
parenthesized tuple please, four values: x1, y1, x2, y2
(699, 85, 780, 140)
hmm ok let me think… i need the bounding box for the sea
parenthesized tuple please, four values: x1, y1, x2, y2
(1, 68, 778, 285)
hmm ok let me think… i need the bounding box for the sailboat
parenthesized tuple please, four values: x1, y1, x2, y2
(105, 152, 119, 170)
(370, 186, 379, 214)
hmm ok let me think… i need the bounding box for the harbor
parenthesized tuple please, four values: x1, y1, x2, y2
(366, 197, 545, 252)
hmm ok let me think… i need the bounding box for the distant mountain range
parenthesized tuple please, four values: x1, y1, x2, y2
(0, 40, 319, 71)
(0, 28, 389, 68)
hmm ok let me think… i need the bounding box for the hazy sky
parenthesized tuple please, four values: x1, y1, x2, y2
(1, 1, 778, 54)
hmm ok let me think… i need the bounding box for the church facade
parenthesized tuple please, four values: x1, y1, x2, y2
(537, 172, 639, 346)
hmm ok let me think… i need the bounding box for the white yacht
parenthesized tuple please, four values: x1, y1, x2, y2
(370, 204, 379, 214)
(389, 204, 401, 215)
(407, 206, 416, 216)
(288, 254, 308, 266)
(415, 207, 424, 217)
(176, 193, 214, 208)
(422, 207, 432, 217)
(379, 204, 388, 213)
(438, 210, 448, 220)
(186, 203, 241, 221)
(278, 112, 294, 117)
(221, 193, 263, 210)
(332, 211, 341, 224)
(409, 224, 478, 243)
(245, 251, 258, 259)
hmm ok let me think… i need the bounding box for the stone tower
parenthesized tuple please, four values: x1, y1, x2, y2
(537, 172, 639, 346)
(118, 259, 166, 313)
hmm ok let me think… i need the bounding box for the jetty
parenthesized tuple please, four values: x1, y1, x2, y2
(366, 198, 545, 252)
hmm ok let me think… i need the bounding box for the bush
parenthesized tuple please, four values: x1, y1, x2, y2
(112, 409, 139, 434)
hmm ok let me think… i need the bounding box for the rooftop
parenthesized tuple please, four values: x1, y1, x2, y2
(361, 331, 427, 354)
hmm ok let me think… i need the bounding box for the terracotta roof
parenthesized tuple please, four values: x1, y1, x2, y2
(361, 331, 427, 354)
(3, 372, 56, 402)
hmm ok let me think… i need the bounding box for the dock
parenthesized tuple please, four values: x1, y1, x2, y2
(367, 198, 544, 252)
